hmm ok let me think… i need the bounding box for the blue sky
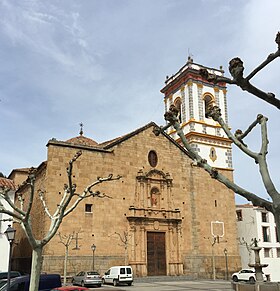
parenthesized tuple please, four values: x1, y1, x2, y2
(0, 0, 279, 204)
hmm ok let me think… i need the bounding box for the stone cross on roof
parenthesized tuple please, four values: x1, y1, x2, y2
(79, 122, 84, 136)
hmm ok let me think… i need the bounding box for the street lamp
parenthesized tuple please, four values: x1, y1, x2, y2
(4, 225, 16, 291)
(91, 244, 96, 271)
(224, 248, 229, 280)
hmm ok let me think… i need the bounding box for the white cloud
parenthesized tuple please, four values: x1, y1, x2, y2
(0, 1, 104, 83)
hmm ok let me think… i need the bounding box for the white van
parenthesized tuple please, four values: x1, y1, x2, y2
(102, 266, 133, 286)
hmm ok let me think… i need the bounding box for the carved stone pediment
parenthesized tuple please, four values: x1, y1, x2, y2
(127, 206, 181, 224)
(134, 168, 174, 211)
(136, 169, 172, 185)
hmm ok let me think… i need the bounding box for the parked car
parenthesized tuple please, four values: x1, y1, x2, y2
(71, 271, 102, 287)
(0, 274, 61, 291)
(51, 287, 89, 291)
(231, 269, 267, 283)
(102, 266, 133, 286)
(0, 271, 22, 280)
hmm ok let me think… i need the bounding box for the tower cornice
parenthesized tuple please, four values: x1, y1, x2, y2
(176, 131, 232, 146)
(161, 62, 226, 97)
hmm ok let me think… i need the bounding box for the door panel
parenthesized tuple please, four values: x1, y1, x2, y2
(147, 232, 166, 276)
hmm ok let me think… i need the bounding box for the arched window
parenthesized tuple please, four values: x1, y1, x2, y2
(174, 97, 182, 123)
(203, 94, 214, 118)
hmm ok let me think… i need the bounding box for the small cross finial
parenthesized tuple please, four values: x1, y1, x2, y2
(79, 122, 83, 136)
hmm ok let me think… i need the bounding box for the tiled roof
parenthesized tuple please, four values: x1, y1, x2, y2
(0, 177, 16, 190)
(66, 135, 98, 147)
(98, 135, 125, 148)
(48, 122, 192, 159)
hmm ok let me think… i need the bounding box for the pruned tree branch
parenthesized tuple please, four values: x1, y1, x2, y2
(38, 190, 53, 219)
(205, 105, 279, 203)
(161, 106, 274, 212)
(0, 186, 25, 217)
(24, 170, 36, 222)
(199, 32, 280, 109)
(246, 32, 280, 81)
(63, 173, 121, 217)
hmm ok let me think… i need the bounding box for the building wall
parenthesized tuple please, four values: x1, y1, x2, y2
(236, 205, 280, 282)
(183, 166, 240, 278)
(11, 124, 241, 278)
(0, 185, 15, 272)
(11, 165, 47, 274)
(8, 171, 29, 189)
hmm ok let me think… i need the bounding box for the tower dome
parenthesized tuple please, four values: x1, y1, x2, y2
(65, 123, 98, 147)
(65, 135, 98, 147)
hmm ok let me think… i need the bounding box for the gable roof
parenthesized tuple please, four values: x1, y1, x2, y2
(8, 167, 30, 179)
(100, 122, 192, 158)
(47, 122, 192, 158)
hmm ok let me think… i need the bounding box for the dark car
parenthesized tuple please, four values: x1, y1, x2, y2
(0, 272, 22, 280)
(72, 271, 102, 287)
(0, 274, 61, 291)
(0, 280, 7, 289)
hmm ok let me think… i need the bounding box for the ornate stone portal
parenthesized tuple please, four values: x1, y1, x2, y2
(127, 168, 183, 277)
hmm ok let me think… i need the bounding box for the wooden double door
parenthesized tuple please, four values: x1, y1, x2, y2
(147, 232, 166, 276)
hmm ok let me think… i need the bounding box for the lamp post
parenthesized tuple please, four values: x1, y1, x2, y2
(224, 248, 229, 280)
(91, 244, 96, 271)
(4, 225, 16, 291)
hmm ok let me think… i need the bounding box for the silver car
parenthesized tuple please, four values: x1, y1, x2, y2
(72, 271, 102, 287)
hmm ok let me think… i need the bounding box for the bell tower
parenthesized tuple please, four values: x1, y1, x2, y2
(161, 57, 233, 169)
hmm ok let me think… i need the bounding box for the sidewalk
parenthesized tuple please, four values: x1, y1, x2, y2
(134, 275, 195, 283)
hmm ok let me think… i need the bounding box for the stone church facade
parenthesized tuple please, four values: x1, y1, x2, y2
(11, 59, 241, 279)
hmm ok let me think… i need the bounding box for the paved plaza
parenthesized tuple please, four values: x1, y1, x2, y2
(91, 279, 233, 291)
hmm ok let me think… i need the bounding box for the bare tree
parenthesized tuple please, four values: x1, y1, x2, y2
(0, 151, 121, 291)
(155, 31, 280, 241)
(109, 231, 135, 265)
(238, 237, 257, 265)
(57, 231, 76, 286)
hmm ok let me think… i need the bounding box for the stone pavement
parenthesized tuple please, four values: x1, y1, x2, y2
(92, 277, 233, 291)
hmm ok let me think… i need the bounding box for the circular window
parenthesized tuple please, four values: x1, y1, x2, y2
(148, 150, 158, 167)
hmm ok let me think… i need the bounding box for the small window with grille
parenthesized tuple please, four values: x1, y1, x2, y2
(85, 204, 92, 213)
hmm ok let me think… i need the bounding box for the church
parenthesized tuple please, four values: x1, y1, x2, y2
(11, 58, 241, 279)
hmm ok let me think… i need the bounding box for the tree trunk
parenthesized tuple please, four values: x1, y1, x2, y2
(63, 246, 69, 285)
(29, 246, 43, 291)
